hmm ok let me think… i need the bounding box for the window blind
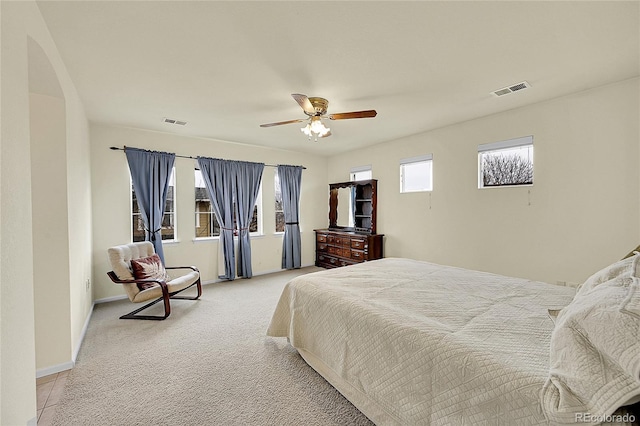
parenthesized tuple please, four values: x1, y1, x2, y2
(400, 154, 433, 165)
(478, 135, 533, 153)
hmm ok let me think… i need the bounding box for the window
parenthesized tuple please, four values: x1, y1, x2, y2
(275, 169, 285, 233)
(350, 165, 372, 181)
(132, 168, 176, 242)
(194, 169, 261, 238)
(250, 186, 262, 235)
(195, 169, 220, 238)
(478, 136, 533, 188)
(400, 154, 433, 193)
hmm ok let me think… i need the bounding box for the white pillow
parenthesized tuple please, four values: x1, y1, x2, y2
(575, 253, 640, 297)
(542, 275, 640, 423)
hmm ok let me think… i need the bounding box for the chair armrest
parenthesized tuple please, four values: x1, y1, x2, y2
(106, 271, 168, 286)
(165, 266, 199, 273)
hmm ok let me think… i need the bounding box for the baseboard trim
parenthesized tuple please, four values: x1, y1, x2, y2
(73, 302, 95, 362)
(94, 294, 128, 304)
(36, 361, 75, 379)
(36, 303, 95, 378)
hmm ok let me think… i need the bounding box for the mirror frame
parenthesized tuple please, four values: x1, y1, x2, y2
(328, 179, 377, 234)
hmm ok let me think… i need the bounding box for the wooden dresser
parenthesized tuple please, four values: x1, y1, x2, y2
(315, 229, 384, 269)
(315, 179, 384, 269)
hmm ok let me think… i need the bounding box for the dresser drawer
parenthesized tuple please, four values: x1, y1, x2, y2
(339, 259, 356, 267)
(351, 238, 367, 249)
(316, 254, 334, 268)
(351, 250, 364, 261)
(328, 247, 350, 258)
(315, 229, 383, 269)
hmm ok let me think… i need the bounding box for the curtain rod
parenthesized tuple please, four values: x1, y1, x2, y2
(109, 146, 306, 169)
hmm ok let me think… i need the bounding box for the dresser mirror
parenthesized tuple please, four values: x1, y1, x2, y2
(334, 187, 352, 228)
(329, 179, 377, 234)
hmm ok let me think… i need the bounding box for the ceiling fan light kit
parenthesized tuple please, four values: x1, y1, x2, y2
(260, 94, 377, 142)
(301, 116, 330, 141)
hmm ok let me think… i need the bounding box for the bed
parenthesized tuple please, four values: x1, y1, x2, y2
(267, 257, 640, 425)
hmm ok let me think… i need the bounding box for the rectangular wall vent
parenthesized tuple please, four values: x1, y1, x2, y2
(491, 81, 531, 97)
(163, 117, 187, 126)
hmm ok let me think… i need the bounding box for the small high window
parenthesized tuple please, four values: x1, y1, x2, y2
(350, 165, 372, 181)
(400, 154, 433, 193)
(478, 136, 533, 188)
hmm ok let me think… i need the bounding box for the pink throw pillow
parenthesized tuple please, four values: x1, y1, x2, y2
(130, 254, 168, 290)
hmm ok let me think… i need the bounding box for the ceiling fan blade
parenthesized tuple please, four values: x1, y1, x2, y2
(291, 94, 315, 115)
(328, 110, 377, 120)
(260, 118, 307, 128)
(319, 130, 332, 138)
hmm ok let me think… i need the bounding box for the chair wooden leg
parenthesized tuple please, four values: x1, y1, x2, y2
(119, 294, 171, 320)
(120, 284, 171, 320)
(170, 278, 202, 300)
(119, 279, 200, 320)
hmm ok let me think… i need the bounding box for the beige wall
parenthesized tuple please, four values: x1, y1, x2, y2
(1, 3, 636, 425)
(30, 93, 72, 370)
(90, 123, 328, 301)
(329, 78, 640, 286)
(1, 1, 93, 424)
(64, 76, 93, 368)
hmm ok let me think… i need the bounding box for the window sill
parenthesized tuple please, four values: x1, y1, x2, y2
(400, 189, 432, 194)
(134, 239, 180, 245)
(193, 236, 219, 243)
(192, 233, 264, 243)
(478, 183, 533, 189)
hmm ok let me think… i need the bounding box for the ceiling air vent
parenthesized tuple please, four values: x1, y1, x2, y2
(163, 117, 187, 126)
(491, 81, 531, 97)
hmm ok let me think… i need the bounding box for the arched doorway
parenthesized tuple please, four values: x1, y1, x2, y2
(28, 37, 73, 375)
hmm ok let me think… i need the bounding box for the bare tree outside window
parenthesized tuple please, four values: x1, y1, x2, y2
(478, 137, 533, 188)
(482, 153, 533, 186)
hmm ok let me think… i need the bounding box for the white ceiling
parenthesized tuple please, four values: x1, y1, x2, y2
(36, 1, 639, 157)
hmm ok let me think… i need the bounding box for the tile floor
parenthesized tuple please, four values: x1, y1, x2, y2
(36, 370, 68, 425)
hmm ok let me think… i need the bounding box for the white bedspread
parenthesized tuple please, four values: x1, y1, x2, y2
(267, 258, 577, 425)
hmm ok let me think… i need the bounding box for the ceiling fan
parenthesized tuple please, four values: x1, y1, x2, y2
(260, 94, 377, 141)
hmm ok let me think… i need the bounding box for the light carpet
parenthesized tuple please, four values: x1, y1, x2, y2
(52, 267, 373, 426)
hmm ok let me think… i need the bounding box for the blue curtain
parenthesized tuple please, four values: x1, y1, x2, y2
(197, 157, 237, 280)
(234, 161, 264, 278)
(278, 165, 303, 269)
(125, 147, 175, 264)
